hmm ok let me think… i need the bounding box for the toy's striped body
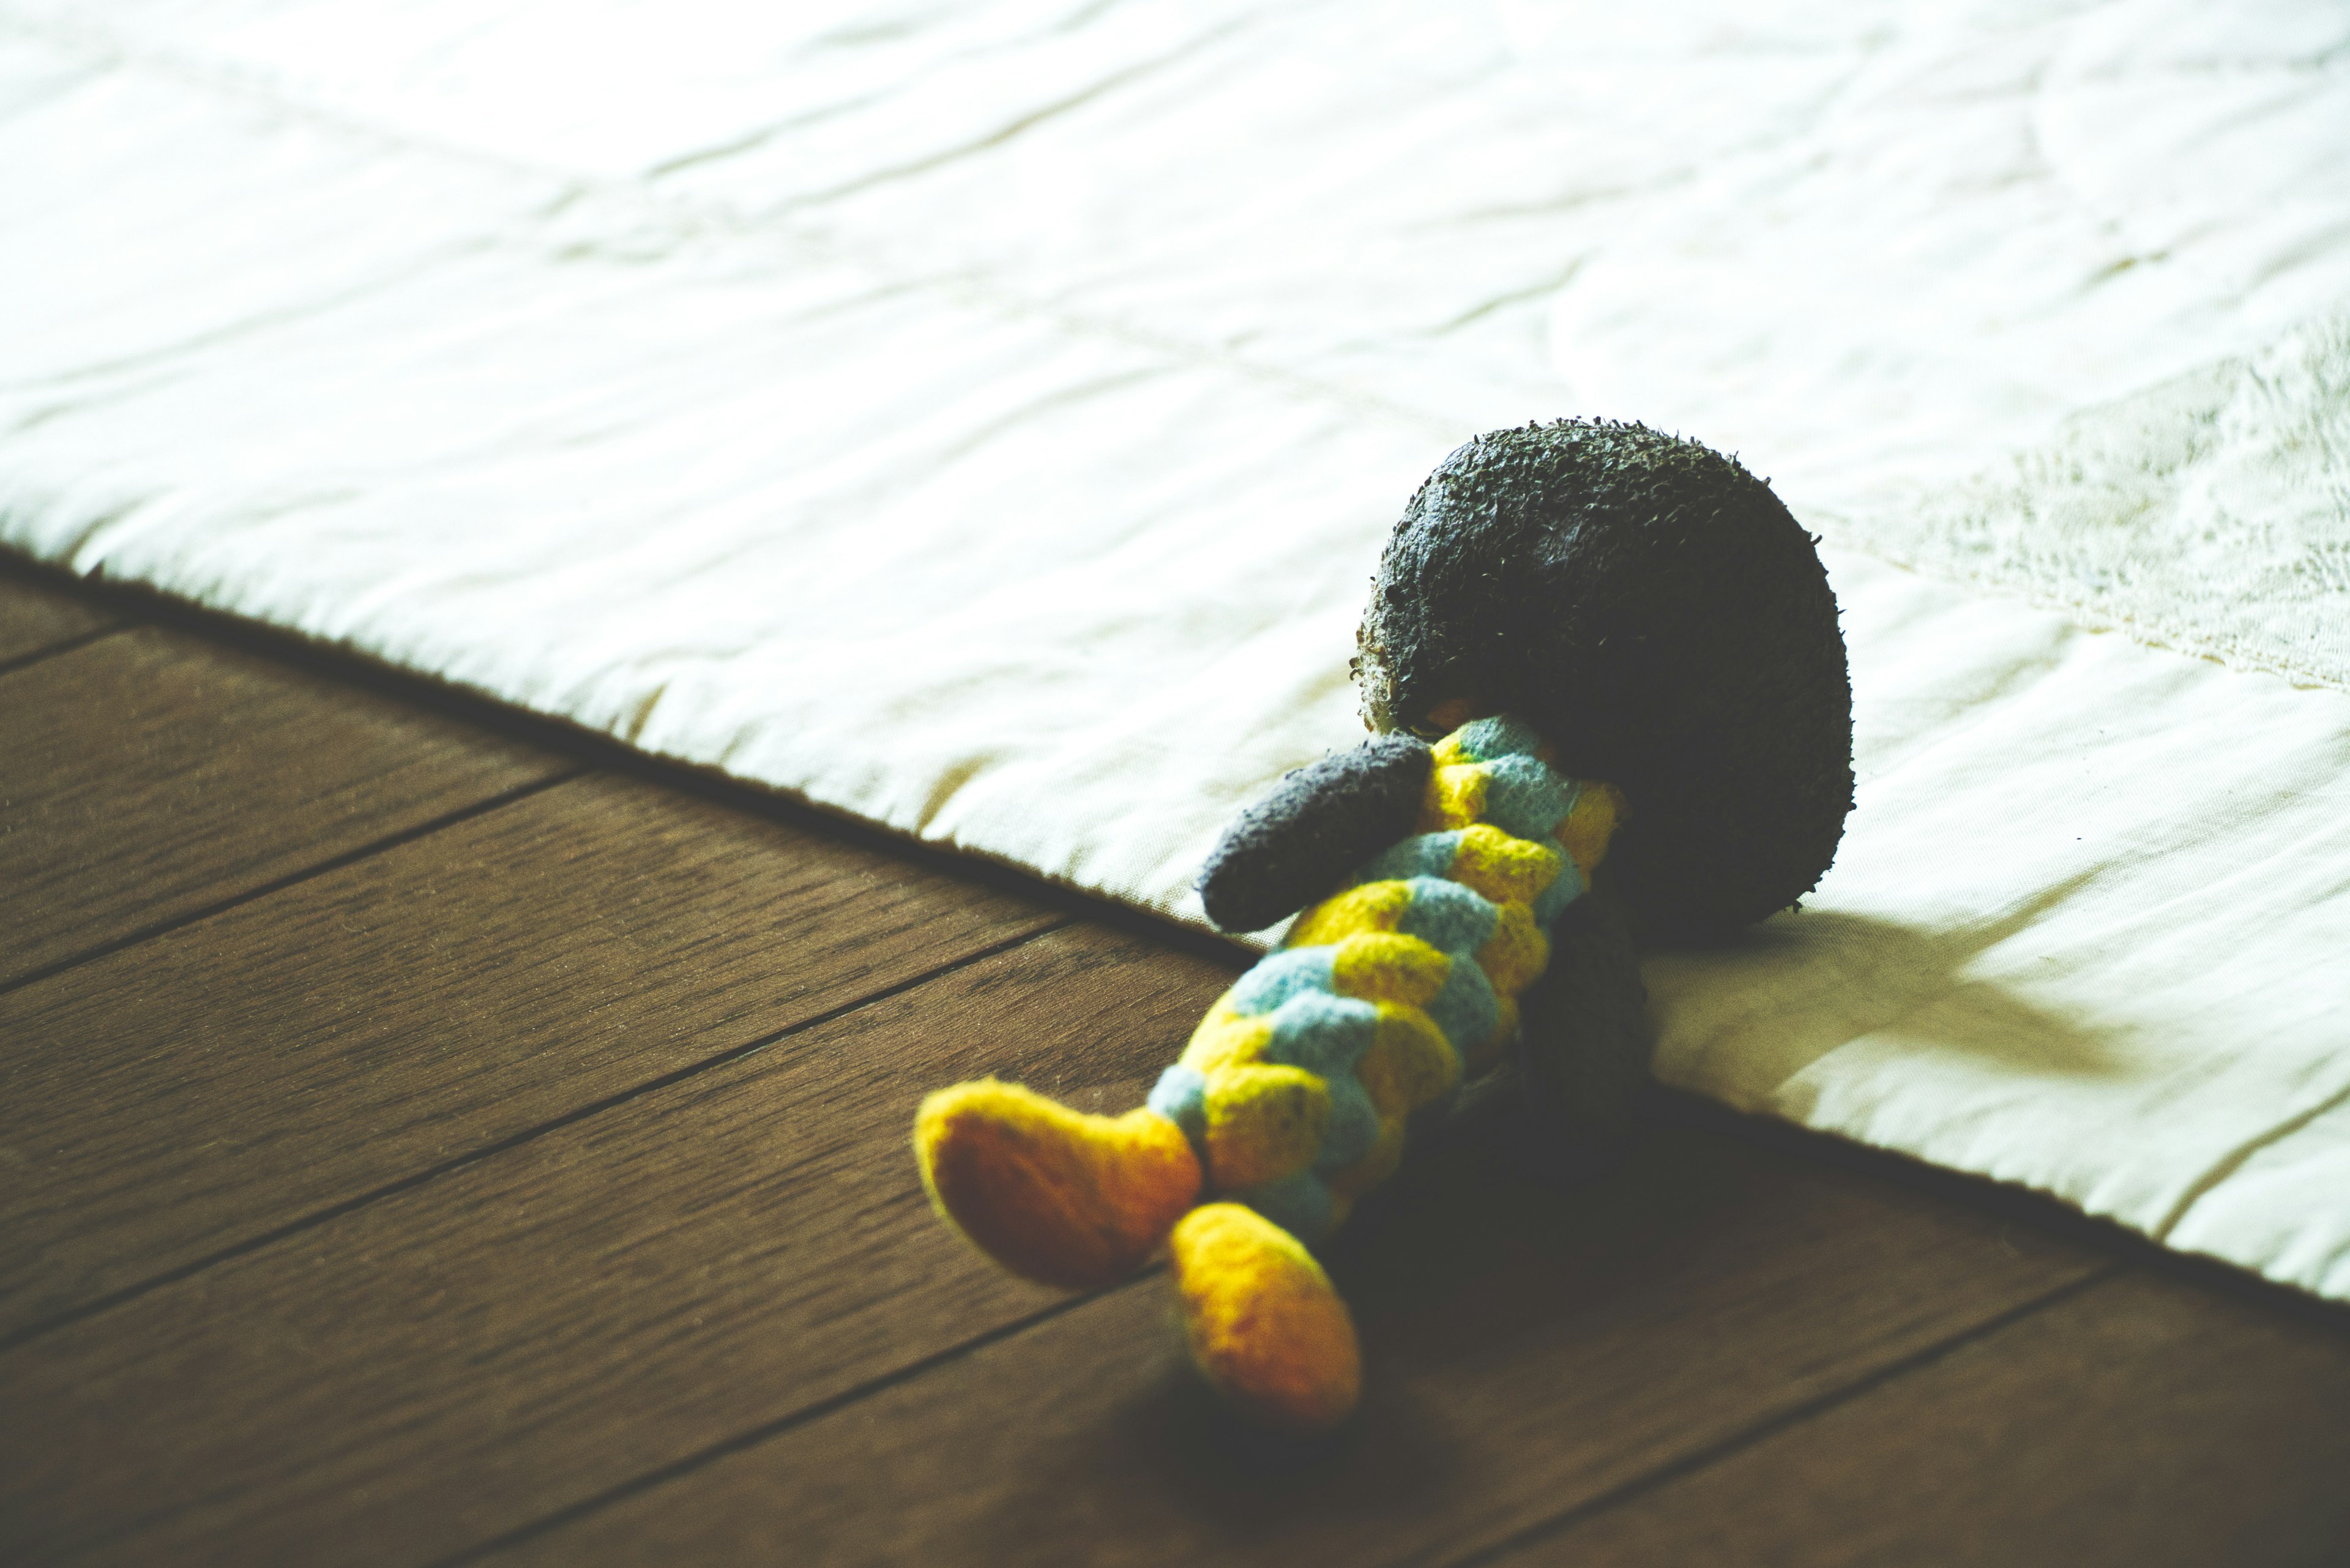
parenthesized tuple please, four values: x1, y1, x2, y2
(1147, 716, 1624, 1242)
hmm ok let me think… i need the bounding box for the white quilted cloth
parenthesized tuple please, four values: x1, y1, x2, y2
(5, 0, 2348, 1296)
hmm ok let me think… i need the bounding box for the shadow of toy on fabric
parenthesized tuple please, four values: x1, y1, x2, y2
(1641, 873, 2130, 1097)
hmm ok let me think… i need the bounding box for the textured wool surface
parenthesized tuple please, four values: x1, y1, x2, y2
(916, 1080, 1202, 1291)
(920, 719, 1606, 1430)
(1197, 734, 1433, 935)
(1169, 1203, 1360, 1433)
(1152, 715, 1611, 1242)
(1357, 422, 1854, 941)
(4, 0, 2348, 1301)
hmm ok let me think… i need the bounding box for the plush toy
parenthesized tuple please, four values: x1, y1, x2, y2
(914, 419, 1855, 1432)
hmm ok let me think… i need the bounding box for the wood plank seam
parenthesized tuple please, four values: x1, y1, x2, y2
(1655, 1090, 2350, 1337)
(1435, 1264, 2127, 1568)
(1461, 1269, 2350, 1566)
(0, 621, 133, 679)
(39, 575, 2322, 1564)
(0, 764, 592, 1002)
(429, 1278, 1157, 1568)
(12, 567, 1260, 974)
(405, 1205, 2124, 1566)
(0, 914, 1077, 1356)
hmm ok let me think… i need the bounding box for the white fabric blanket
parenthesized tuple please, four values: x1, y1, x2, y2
(6, 1, 2348, 1297)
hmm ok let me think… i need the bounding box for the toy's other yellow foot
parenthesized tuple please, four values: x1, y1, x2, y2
(1168, 1202, 1360, 1433)
(915, 1079, 1202, 1291)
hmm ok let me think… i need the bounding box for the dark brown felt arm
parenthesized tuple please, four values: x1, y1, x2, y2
(1512, 884, 1654, 1157)
(1195, 734, 1433, 934)
(1417, 883, 1654, 1180)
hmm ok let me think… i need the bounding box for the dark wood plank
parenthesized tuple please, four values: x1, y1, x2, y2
(9, 569, 2325, 1568)
(0, 770, 1055, 1339)
(1504, 1270, 2350, 1567)
(0, 625, 563, 984)
(0, 926, 1228, 1567)
(0, 568, 118, 665)
(474, 1125, 2110, 1567)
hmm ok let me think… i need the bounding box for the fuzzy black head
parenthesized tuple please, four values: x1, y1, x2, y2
(1355, 420, 1854, 941)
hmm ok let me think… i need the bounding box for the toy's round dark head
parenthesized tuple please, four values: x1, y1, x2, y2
(1355, 419, 1854, 941)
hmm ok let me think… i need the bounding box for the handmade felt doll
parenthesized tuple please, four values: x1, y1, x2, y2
(914, 419, 1855, 1432)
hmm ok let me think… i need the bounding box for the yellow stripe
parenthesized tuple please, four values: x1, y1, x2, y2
(1356, 1002, 1460, 1118)
(1417, 762, 1489, 832)
(1559, 780, 1628, 876)
(1329, 931, 1450, 1009)
(1181, 1006, 1278, 1073)
(1449, 824, 1563, 906)
(1287, 879, 1411, 948)
(1477, 902, 1550, 998)
(1202, 1062, 1329, 1190)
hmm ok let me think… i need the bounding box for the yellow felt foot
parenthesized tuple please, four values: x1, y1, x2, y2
(914, 1079, 1202, 1291)
(1168, 1203, 1361, 1433)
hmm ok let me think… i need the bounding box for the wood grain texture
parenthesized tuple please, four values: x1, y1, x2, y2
(482, 1126, 2109, 1568)
(7, 571, 2346, 1568)
(0, 625, 562, 984)
(0, 926, 1231, 1567)
(0, 568, 118, 665)
(0, 771, 1054, 1340)
(1508, 1270, 2350, 1567)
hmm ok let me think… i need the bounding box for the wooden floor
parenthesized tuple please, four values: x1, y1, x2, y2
(4, 558, 2348, 1568)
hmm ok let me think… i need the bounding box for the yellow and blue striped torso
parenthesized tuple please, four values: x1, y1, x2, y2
(1149, 715, 1624, 1241)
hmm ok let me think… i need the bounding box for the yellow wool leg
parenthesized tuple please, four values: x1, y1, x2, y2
(915, 1079, 1201, 1291)
(1169, 1203, 1361, 1433)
